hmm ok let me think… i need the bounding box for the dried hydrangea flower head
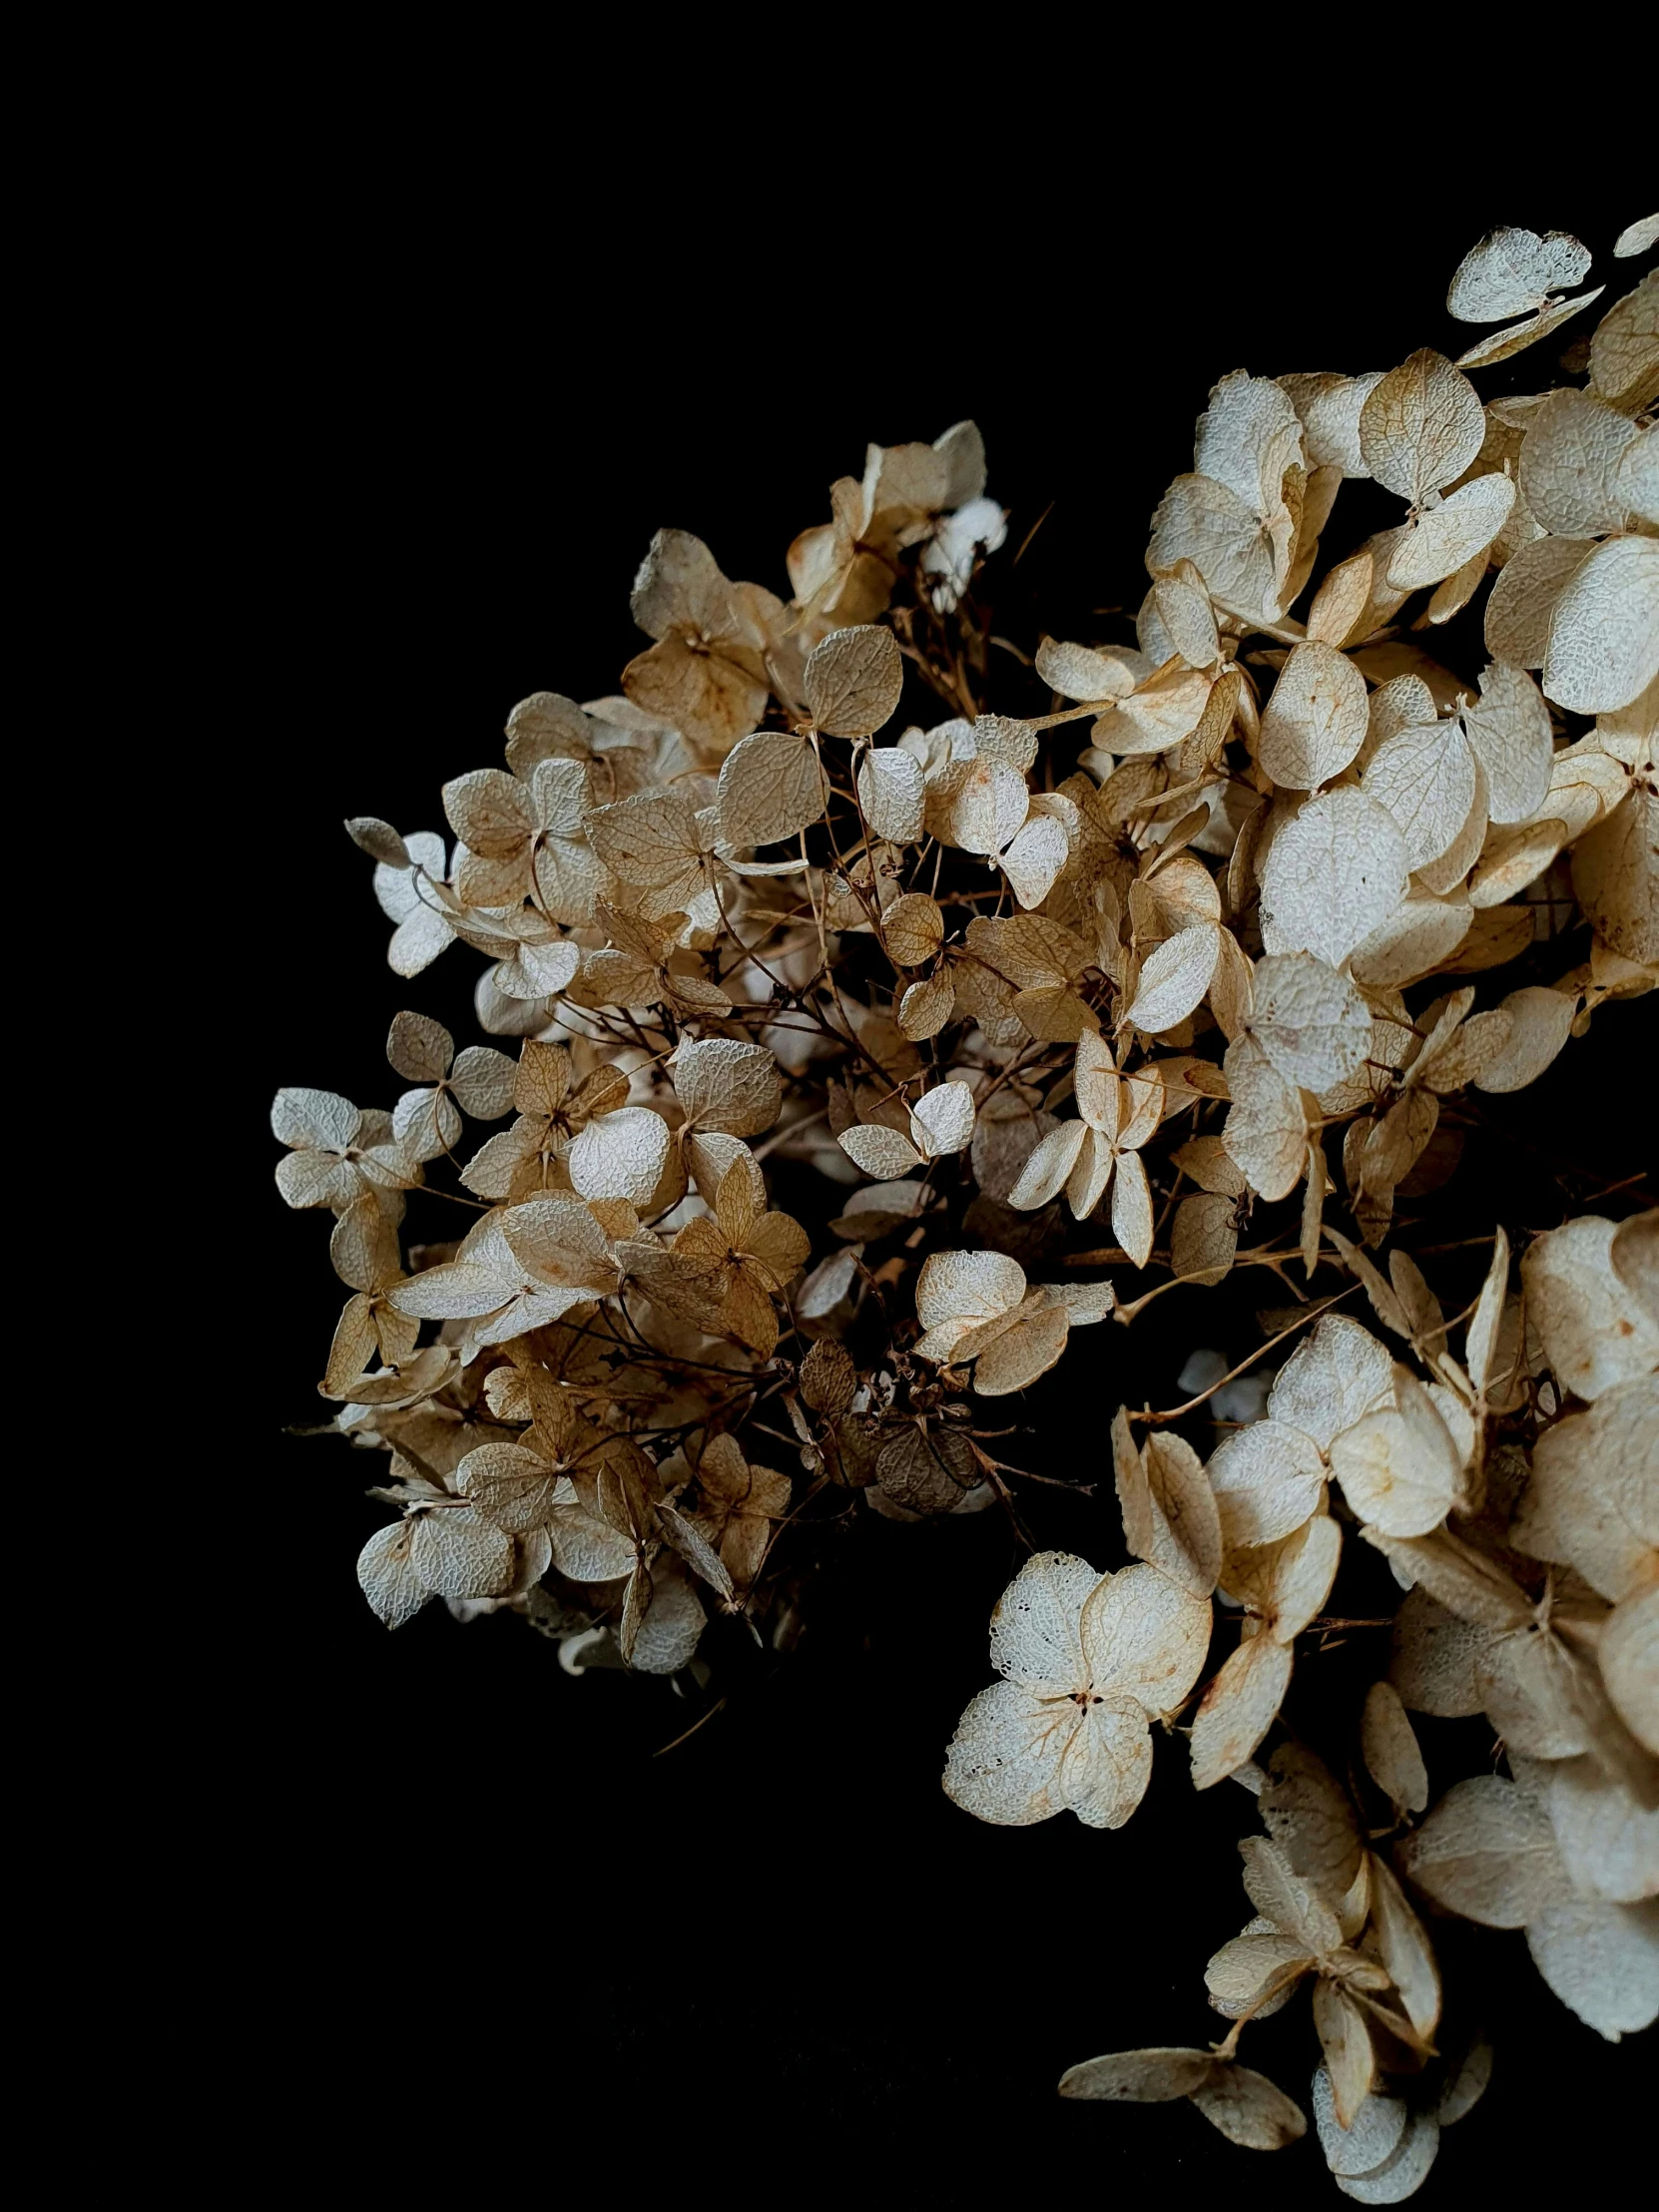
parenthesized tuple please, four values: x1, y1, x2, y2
(277, 215, 1658, 2188)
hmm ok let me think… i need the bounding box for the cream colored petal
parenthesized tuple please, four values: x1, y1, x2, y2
(915, 1249, 1026, 1332)
(1008, 1120, 1088, 1211)
(1399, 1774, 1568, 1929)
(1524, 1899, 1659, 2040)
(1385, 474, 1514, 591)
(1191, 1634, 1295, 1790)
(1257, 642, 1369, 790)
(942, 1679, 1077, 1825)
(1109, 1148, 1154, 1268)
(1260, 789, 1410, 969)
(1124, 922, 1221, 1034)
(1330, 1373, 1462, 1538)
(1543, 536, 1659, 716)
(839, 1123, 924, 1179)
(1082, 1561, 1213, 1716)
(1060, 1700, 1154, 1829)
(1522, 1215, 1659, 1403)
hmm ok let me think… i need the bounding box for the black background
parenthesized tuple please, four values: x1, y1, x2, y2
(245, 173, 1653, 2194)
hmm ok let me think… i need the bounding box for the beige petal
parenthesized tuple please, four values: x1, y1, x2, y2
(1330, 1372, 1461, 1538)
(1525, 1381, 1657, 1603)
(273, 1085, 359, 1153)
(1222, 1034, 1307, 1203)
(717, 730, 829, 848)
(1543, 535, 1659, 716)
(1467, 818, 1565, 908)
(410, 1507, 516, 1600)
(1209, 1419, 1327, 1549)
(1257, 642, 1369, 790)
(1351, 893, 1471, 989)
(1008, 1120, 1088, 1211)
(1572, 789, 1659, 965)
(942, 1679, 1076, 1826)
(944, 757, 1030, 855)
(1035, 637, 1140, 703)
(1361, 1681, 1428, 1814)
(1447, 227, 1590, 321)
(567, 1105, 670, 1206)
(804, 623, 903, 737)
(1280, 371, 1383, 478)
(1388, 1586, 1487, 1718)
(626, 1561, 706, 1675)
(1545, 1754, 1659, 1903)
(1124, 922, 1221, 1034)
(1590, 270, 1659, 412)
(1367, 1853, 1441, 2044)
(671, 1038, 782, 1136)
(385, 1009, 453, 1085)
(1314, 2066, 1407, 2182)
(441, 768, 534, 857)
(1114, 1419, 1223, 1596)
(897, 969, 955, 1040)
(1189, 2063, 1307, 2150)
(1171, 1191, 1239, 1287)
(1191, 1633, 1295, 1790)
(1082, 1562, 1213, 1717)
(910, 1081, 975, 1160)
(1525, 1899, 1659, 2040)
(1207, 1931, 1311, 2019)
(883, 890, 945, 967)
(1523, 1215, 1659, 1404)
(1110, 1148, 1154, 1267)
(1601, 1585, 1659, 1758)
(1360, 350, 1484, 505)
(839, 1123, 924, 1179)
(984, 1548, 1099, 1694)
(1000, 813, 1069, 908)
(1060, 1700, 1155, 1829)
(1363, 719, 1477, 870)
(1519, 387, 1641, 538)
(356, 1521, 429, 1629)
(1454, 288, 1605, 370)
(1472, 985, 1578, 1093)
(1152, 558, 1220, 667)
(1464, 1227, 1511, 1398)
(1314, 1981, 1375, 2132)
(1239, 1834, 1343, 1955)
(1260, 789, 1410, 969)
(970, 1090, 1057, 1201)
(1306, 550, 1377, 648)
(1147, 472, 1285, 626)
(1249, 952, 1371, 1091)
(1385, 474, 1514, 591)
(971, 1303, 1071, 1394)
(915, 1249, 1026, 1332)
(1225, 1514, 1342, 1643)
(1269, 1315, 1393, 1452)
(1611, 1212, 1659, 1342)
(857, 746, 925, 844)
(1058, 2047, 1215, 2102)
(1400, 1774, 1568, 1929)
(1483, 533, 1597, 669)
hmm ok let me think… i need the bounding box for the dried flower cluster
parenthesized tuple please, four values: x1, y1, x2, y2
(276, 218, 1658, 2185)
(1038, 1208, 1655, 2191)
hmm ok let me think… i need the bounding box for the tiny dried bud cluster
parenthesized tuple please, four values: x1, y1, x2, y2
(277, 220, 1657, 2184)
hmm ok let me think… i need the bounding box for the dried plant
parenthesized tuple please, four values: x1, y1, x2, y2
(276, 217, 1659, 2189)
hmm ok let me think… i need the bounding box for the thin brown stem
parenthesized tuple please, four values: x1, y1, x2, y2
(1133, 1287, 1359, 1425)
